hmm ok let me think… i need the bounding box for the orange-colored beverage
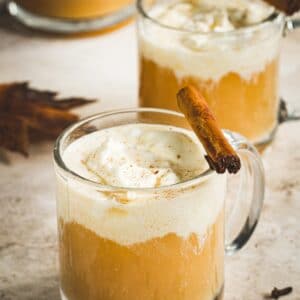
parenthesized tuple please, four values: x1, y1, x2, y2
(137, 0, 284, 144)
(14, 0, 133, 19)
(59, 211, 224, 300)
(139, 57, 279, 142)
(8, 0, 134, 33)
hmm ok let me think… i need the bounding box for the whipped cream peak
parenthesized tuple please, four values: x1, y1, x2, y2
(63, 124, 208, 189)
(149, 0, 274, 33)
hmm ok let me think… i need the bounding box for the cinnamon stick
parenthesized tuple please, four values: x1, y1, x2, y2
(177, 86, 241, 174)
(263, 0, 300, 15)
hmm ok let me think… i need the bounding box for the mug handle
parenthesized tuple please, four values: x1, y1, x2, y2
(224, 131, 265, 255)
(279, 15, 300, 123)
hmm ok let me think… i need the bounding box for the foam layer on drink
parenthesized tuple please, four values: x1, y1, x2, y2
(139, 0, 282, 81)
(58, 124, 226, 246)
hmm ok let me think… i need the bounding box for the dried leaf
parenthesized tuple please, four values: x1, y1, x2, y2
(0, 82, 96, 156)
(0, 114, 29, 156)
(0, 82, 96, 112)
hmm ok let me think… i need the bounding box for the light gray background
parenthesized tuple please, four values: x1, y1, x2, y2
(0, 8, 299, 300)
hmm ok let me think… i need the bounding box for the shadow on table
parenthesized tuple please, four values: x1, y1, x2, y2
(0, 275, 60, 300)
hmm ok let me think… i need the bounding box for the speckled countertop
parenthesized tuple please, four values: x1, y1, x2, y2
(0, 10, 299, 300)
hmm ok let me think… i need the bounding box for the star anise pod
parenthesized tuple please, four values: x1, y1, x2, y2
(0, 82, 96, 156)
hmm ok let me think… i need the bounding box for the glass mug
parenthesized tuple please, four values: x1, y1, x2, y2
(7, 0, 135, 33)
(54, 108, 264, 300)
(137, 0, 300, 147)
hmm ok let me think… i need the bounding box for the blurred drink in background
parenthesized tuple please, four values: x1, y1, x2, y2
(7, 0, 135, 33)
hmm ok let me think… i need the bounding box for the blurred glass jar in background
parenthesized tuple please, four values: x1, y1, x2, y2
(137, 0, 300, 149)
(137, 0, 282, 147)
(7, 0, 135, 33)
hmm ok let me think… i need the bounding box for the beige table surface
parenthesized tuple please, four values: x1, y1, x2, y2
(0, 10, 299, 300)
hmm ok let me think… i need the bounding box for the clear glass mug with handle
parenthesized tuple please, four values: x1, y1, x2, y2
(54, 108, 264, 300)
(137, 0, 300, 149)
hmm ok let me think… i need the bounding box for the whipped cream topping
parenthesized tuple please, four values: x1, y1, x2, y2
(153, 0, 274, 32)
(63, 124, 208, 188)
(57, 124, 226, 245)
(139, 0, 282, 81)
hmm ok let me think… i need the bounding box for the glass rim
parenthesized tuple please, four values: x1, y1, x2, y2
(136, 0, 285, 36)
(53, 108, 217, 193)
